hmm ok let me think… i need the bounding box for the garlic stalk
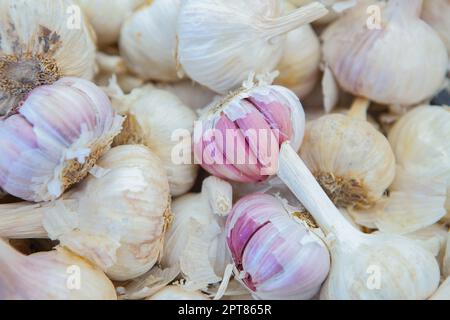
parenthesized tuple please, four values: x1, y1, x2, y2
(275, 2, 321, 98)
(0, 77, 124, 202)
(350, 106, 450, 234)
(162, 176, 233, 289)
(120, 0, 182, 82)
(0, 145, 171, 281)
(322, 0, 448, 106)
(194, 77, 440, 299)
(76, 0, 145, 48)
(300, 98, 396, 209)
(287, 0, 356, 25)
(226, 193, 330, 300)
(0, 240, 117, 300)
(107, 81, 198, 196)
(0, 0, 97, 116)
(422, 0, 450, 55)
(147, 286, 210, 300)
(155, 81, 217, 111)
(178, 0, 328, 94)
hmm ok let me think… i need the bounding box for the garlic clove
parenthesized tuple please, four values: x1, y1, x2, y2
(0, 240, 116, 300)
(0, 77, 124, 202)
(0, 0, 97, 115)
(155, 81, 217, 111)
(147, 286, 210, 300)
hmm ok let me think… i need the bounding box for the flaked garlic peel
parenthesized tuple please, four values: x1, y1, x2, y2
(0, 0, 97, 115)
(163, 176, 233, 289)
(226, 193, 330, 300)
(178, 0, 328, 93)
(106, 80, 199, 196)
(0, 77, 124, 202)
(0, 145, 172, 281)
(322, 0, 448, 106)
(0, 240, 117, 300)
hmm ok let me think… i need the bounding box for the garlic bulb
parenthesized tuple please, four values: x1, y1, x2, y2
(76, 0, 145, 48)
(402, 224, 449, 259)
(226, 193, 330, 300)
(430, 277, 450, 300)
(322, 0, 448, 106)
(0, 145, 171, 281)
(162, 176, 233, 288)
(155, 81, 217, 111)
(300, 99, 396, 209)
(0, 0, 97, 115)
(120, 0, 182, 82)
(178, 0, 328, 93)
(0, 77, 123, 202)
(147, 286, 210, 300)
(422, 0, 450, 55)
(351, 106, 450, 234)
(0, 240, 116, 300)
(107, 82, 198, 196)
(275, 2, 321, 98)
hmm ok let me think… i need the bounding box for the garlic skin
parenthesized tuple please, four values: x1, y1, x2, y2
(147, 286, 210, 300)
(422, 0, 450, 55)
(178, 0, 328, 94)
(226, 193, 330, 300)
(76, 0, 145, 48)
(275, 2, 321, 98)
(155, 81, 217, 111)
(0, 241, 116, 300)
(120, 0, 182, 82)
(322, 0, 448, 106)
(430, 277, 450, 300)
(0, 145, 171, 281)
(0, 77, 123, 202)
(0, 0, 97, 115)
(108, 82, 198, 196)
(162, 177, 233, 288)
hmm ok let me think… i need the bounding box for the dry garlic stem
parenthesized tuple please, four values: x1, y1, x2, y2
(162, 177, 233, 289)
(76, 0, 145, 48)
(147, 286, 210, 300)
(0, 77, 124, 202)
(178, 0, 328, 93)
(0, 145, 171, 281)
(422, 0, 450, 55)
(322, 0, 448, 106)
(0, 240, 116, 300)
(300, 98, 396, 209)
(107, 82, 198, 196)
(0, 0, 97, 115)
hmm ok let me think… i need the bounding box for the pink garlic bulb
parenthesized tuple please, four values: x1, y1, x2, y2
(193, 76, 305, 183)
(0, 77, 124, 202)
(226, 193, 330, 300)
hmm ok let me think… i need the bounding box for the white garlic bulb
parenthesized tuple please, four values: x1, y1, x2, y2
(147, 286, 210, 300)
(120, 0, 182, 82)
(0, 77, 124, 202)
(0, 145, 171, 281)
(0, 0, 97, 115)
(275, 2, 321, 98)
(162, 176, 233, 289)
(322, 0, 448, 106)
(401, 224, 449, 259)
(107, 81, 198, 196)
(178, 0, 328, 93)
(76, 0, 145, 47)
(300, 99, 396, 209)
(155, 81, 217, 111)
(0, 240, 117, 300)
(422, 0, 450, 55)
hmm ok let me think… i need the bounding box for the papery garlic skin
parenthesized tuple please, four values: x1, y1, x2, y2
(0, 0, 97, 115)
(178, 0, 328, 93)
(108, 83, 198, 196)
(422, 0, 450, 55)
(322, 0, 448, 105)
(147, 286, 210, 300)
(120, 0, 182, 81)
(162, 177, 233, 288)
(155, 81, 216, 111)
(300, 112, 396, 208)
(0, 77, 123, 202)
(226, 193, 330, 300)
(76, 0, 145, 47)
(0, 241, 116, 300)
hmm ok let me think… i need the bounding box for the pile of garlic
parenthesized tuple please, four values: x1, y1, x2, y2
(0, 0, 449, 301)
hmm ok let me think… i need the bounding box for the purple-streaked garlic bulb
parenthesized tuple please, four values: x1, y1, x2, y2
(226, 193, 330, 300)
(0, 77, 124, 202)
